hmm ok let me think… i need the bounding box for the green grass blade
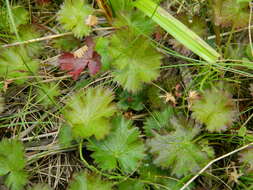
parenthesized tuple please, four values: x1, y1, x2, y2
(134, 0, 220, 63)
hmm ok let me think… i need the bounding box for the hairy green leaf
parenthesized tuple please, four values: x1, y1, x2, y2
(57, 0, 93, 38)
(63, 86, 116, 140)
(147, 117, 212, 177)
(87, 116, 145, 173)
(5, 171, 28, 190)
(0, 139, 27, 190)
(57, 0, 94, 38)
(113, 11, 155, 37)
(68, 171, 113, 190)
(110, 33, 162, 92)
(191, 86, 237, 132)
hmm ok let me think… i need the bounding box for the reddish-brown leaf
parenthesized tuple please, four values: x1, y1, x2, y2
(58, 37, 101, 80)
(88, 52, 101, 75)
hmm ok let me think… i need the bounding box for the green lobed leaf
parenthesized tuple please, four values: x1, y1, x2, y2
(87, 116, 145, 173)
(63, 86, 116, 140)
(5, 171, 28, 190)
(191, 85, 237, 132)
(147, 117, 212, 177)
(57, 0, 94, 38)
(110, 33, 162, 92)
(139, 155, 195, 189)
(113, 10, 155, 37)
(0, 139, 28, 190)
(68, 171, 113, 190)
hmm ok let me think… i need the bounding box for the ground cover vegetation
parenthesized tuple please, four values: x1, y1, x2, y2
(0, 0, 253, 189)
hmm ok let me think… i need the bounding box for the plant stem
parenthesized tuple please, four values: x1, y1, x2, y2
(180, 142, 253, 190)
(79, 141, 122, 179)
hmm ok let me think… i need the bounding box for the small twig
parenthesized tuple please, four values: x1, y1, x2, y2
(21, 131, 58, 141)
(84, 74, 113, 89)
(180, 142, 253, 190)
(208, 25, 253, 40)
(1, 27, 116, 48)
(1, 32, 73, 48)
